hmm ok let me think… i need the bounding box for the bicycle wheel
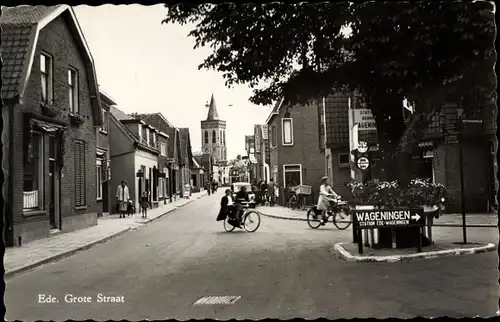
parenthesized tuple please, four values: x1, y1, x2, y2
(223, 216, 236, 232)
(288, 196, 297, 210)
(333, 208, 352, 230)
(243, 210, 261, 232)
(307, 208, 322, 229)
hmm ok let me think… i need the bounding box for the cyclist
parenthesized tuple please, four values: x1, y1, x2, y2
(317, 176, 341, 224)
(233, 185, 250, 224)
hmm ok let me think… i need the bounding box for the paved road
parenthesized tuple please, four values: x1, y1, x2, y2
(6, 190, 499, 320)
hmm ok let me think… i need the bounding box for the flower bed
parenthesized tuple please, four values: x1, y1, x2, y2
(347, 178, 448, 210)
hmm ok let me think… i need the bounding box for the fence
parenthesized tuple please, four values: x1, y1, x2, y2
(23, 190, 39, 209)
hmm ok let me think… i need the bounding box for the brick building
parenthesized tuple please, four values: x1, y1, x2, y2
(265, 97, 325, 206)
(324, 92, 497, 213)
(1, 5, 104, 246)
(178, 128, 195, 196)
(252, 124, 270, 183)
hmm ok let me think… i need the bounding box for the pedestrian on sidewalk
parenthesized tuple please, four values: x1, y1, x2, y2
(116, 181, 130, 218)
(268, 179, 279, 206)
(140, 191, 149, 218)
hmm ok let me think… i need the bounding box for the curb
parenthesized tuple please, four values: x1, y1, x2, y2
(5, 227, 133, 279)
(6, 193, 208, 278)
(138, 207, 178, 224)
(259, 211, 307, 222)
(331, 242, 497, 263)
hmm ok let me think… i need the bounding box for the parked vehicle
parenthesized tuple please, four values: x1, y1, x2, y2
(231, 182, 256, 208)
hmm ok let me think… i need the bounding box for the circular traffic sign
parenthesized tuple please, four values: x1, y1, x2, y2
(357, 141, 368, 154)
(357, 157, 370, 170)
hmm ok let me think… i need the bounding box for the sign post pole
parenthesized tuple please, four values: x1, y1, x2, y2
(458, 117, 467, 244)
(357, 229, 363, 254)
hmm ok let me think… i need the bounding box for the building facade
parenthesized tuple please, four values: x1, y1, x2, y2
(201, 94, 227, 164)
(97, 90, 115, 215)
(1, 5, 104, 245)
(132, 113, 181, 202)
(266, 97, 325, 206)
(109, 107, 161, 212)
(324, 92, 497, 213)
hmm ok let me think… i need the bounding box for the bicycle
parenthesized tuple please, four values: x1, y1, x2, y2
(306, 200, 352, 230)
(223, 202, 262, 233)
(287, 186, 310, 210)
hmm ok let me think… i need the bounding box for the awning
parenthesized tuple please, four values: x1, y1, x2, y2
(32, 119, 66, 133)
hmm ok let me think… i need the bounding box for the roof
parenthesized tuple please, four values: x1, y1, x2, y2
(99, 88, 117, 106)
(109, 106, 132, 121)
(265, 97, 285, 124)
(132, 113, 177, 158)
(1, 5, 102, 125)
(178, 128, 194, 168)
(205, 94, 219, 121)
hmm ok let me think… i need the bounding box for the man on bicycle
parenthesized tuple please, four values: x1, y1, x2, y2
(317, 176, 341, 224)
(233, 185, 250, 224)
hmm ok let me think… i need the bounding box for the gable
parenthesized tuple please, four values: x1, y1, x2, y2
(0, 5, 102, 125)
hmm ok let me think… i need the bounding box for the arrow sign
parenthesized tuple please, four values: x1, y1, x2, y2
(411, 213, 421, 221)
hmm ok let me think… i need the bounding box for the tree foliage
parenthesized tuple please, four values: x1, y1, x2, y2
(163, 2, 496, 179)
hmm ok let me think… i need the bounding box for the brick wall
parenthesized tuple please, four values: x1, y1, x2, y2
(10, 15, 100, 242)
(267, 100, 325, 205)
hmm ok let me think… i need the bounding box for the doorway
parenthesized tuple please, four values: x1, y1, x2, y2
(48, 136, 60, 230)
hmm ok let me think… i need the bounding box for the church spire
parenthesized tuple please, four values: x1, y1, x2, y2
(205, 94, 219, 121)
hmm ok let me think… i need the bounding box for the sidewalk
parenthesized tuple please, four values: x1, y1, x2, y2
(257, 205, 498, 226)
(5, 191, 207, 278)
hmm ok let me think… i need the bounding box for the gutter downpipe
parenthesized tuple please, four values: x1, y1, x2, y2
(6, 101, 15, 246)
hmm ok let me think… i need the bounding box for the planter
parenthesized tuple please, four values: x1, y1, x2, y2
(41, 104, 59, 118)
(69, 113, 85, 126)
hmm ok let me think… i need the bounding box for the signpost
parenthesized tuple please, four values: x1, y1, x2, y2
(353, 109, 377, 131)
(357, 157, 370, 170)
(352, 208, 425, 254)
(442, 118, 467, 244)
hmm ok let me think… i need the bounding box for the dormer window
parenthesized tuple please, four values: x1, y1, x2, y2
(146, 128, 150, 145)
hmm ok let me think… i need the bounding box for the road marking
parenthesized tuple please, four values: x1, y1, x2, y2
(194, 296, 241, 305)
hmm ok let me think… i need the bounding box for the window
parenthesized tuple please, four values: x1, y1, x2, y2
(75, 140, 86, 207)
(204, 130, 209, 144)
(68, 68, 79, 113)
(223, 130, 226, 145)
(101, 108, 109, 133)
(339, 153, 350, 168)
(96, 159, 103, 200)
(212, 130, 216, 144)
(158, 177, 164, 198)
(23, 132, 44, 210)
(282, 118, 293, 146)
(160, 142, 167, 156)
(40, 53, 53, 105)
(271, 125, 277, 147)
(283, 164, 302, 189)
(142, 126, 148, 144)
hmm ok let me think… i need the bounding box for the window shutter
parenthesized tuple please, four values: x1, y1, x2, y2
(75, 141, 86, 206)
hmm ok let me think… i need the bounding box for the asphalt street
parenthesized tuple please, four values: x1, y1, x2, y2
(5, 190, 499, 320)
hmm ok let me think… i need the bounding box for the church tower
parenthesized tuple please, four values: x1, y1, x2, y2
(201, 94, 227, 164)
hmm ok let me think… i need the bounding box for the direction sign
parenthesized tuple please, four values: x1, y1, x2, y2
(357, 141, 368, 154)
(357, 157, 370, 170)
(352, 208, 424, 229)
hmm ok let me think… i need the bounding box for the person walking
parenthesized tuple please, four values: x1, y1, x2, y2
(267, 179, 280, 206)
(116, 181, 130, 218)
(140, 191, 149, 218)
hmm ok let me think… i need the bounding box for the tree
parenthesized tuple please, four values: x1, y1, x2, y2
(163, 2, 495, 184)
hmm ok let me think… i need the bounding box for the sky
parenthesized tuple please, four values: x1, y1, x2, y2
(73, 4, 272, 159)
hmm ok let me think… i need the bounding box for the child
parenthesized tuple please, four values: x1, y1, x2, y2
(140, 191, 149, 218)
